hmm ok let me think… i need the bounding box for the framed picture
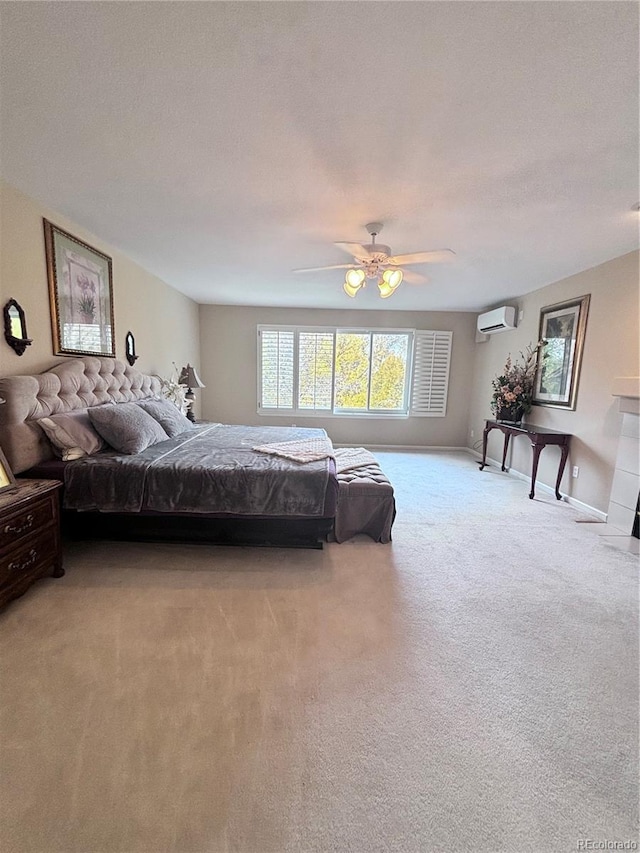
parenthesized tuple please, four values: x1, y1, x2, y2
(0, 446, 17, 494)
(533, 294, 590, 410)
(44, 219, 115, 357)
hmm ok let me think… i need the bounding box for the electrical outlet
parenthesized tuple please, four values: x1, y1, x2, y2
(572, 466, 579, 478)
(470, 429, 474, 439)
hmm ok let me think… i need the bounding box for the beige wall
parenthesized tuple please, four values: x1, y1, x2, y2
(199, 305, 477, 447)
(5, 178, 635, 514)
(468, 251, 640, 514)
(0, 181, 200, 386)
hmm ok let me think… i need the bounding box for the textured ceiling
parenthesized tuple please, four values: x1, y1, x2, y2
(1, 2, 638, 311)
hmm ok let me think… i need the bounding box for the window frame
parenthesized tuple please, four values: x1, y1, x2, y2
(332, 328, 414, 416)
(257, 324, 449, 419)
(258, 325, 336, 415)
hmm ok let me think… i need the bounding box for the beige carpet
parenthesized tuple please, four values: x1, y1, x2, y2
(0, 451, 637, 853)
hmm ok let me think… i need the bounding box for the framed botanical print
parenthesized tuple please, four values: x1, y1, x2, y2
(44, 219, 115, 357)
(0, 446, 17, 494)
(533, 294, 590, 410)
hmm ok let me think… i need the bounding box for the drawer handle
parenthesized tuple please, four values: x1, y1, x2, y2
(4, 514, 35, 535)
(9, 549, 38, 572)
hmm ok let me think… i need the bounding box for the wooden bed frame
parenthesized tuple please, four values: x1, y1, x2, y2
(61, 510, 332, 549)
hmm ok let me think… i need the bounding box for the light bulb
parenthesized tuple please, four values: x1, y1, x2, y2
(382, 268, 403, 288)
(345, 269, 366, 287)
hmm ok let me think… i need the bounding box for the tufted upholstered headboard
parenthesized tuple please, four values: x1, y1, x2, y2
(0, 357, 161, 473)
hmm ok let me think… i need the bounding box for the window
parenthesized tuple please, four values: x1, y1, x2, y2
(333, 331, 411, 413)
(258, 326, 452, 417)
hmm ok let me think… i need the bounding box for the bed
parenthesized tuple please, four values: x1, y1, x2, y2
(0, 358, 338, 548)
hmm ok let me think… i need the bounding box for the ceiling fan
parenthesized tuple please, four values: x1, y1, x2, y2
(293, 222, 455, 298)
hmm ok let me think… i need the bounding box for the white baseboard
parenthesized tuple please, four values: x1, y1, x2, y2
(334, 444, 608, 522)
(562, 497, 608, 522)
(466, 448, 607, 522)
(334, 444, 469, 452)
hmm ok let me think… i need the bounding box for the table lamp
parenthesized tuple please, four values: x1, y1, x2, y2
(178, 364, 205, 422)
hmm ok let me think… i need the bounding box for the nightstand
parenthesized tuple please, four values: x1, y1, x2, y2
(0, 480, 64, 609)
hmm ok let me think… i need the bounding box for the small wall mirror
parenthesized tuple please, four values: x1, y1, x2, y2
(125, 331, 138, 366)
(3, 298, 32, 356)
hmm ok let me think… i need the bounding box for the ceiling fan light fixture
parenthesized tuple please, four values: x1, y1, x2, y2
(382, 268, 403, 288)
(378, 268, 403, 298)
(295, 222, 453, 299)
(346, 268, 366, 287)
(343, 280, 363, 298)
(344, 268, 366, 297)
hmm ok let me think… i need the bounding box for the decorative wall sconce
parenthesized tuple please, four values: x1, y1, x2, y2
(125, 331, 138, 366)
(3, 299, 32, 356)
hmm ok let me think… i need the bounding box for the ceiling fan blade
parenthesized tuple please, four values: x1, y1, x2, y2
(292, 263, 357, 273)
(334, 242, 373, 259)
(387, 249, 456, 265)
(401, 269, 429, 285)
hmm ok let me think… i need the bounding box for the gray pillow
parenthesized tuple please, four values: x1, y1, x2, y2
(38, 410, 106, 461)
(137, 398, 193, 438)
(88, 403, 169, 455)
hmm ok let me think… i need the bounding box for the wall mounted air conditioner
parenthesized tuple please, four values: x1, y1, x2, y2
(477, 306, 516, 335)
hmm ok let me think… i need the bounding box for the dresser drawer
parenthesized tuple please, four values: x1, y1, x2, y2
(0, 494, 56, 553)
(0, 527, 59, 589)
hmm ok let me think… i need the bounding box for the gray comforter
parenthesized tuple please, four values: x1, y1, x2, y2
(64, 423, 334, 516)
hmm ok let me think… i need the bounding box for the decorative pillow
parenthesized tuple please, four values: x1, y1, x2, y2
(88, 402, 170, 455)
(38, 411, 107, 461)
(137, 398, 193, 438)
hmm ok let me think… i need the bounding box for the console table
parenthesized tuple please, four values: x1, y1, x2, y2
(479, 420, 572, 500)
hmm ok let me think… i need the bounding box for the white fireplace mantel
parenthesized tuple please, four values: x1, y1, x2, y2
(612, 376, 640, 415)
(608, 377, 639, 535)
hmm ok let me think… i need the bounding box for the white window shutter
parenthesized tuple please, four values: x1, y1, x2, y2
(410, 330, 452, 417)
(259, 329, 295, 409)
(297, 332, 334, 410)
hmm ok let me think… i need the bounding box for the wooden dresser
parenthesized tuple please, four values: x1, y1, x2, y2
(0, 480, 64, 609)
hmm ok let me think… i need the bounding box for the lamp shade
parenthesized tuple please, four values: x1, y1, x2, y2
(343, 281, 362, 298)
(179, 364, 205, 389)
(345, 269, 366, 287)
(344, 268, 365, 298)
(378, 268, 403, 298)
(382, 269, 403, 288)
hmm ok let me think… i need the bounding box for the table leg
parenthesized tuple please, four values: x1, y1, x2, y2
(479, 423, 491, 471)
(529, 441, 543, 499)
(501, 434, 511, 472)
(555, 443, 570, 500)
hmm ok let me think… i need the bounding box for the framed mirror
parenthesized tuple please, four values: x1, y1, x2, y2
(125, 331, 138, 366)
(3, 298, 32, 356)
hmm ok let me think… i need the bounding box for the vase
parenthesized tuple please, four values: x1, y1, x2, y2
(497, 405, 525, 423)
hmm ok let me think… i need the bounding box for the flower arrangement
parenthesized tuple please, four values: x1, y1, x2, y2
(159, 363, 189, 414)
(490, 340, 545, 420)
(76, 273, 97, 322)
